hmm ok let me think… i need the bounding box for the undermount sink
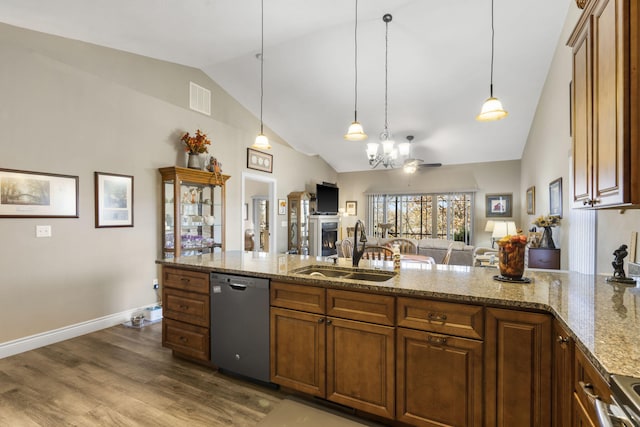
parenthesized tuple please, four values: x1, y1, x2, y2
(291, 265, 396, 282)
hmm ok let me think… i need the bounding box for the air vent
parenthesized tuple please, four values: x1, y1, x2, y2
(189, 82, 211, 116)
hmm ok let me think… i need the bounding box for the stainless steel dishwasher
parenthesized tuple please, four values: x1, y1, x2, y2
(210, 272, 270, 383)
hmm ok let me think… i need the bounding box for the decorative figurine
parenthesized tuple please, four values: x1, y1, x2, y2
(606, 244, 636, 284)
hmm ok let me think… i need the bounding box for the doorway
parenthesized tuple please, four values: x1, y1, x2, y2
(241, 172, 276, 252)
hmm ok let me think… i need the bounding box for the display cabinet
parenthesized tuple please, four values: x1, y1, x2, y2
(159, 166, 230, 258)
(287, 191, 310, 254)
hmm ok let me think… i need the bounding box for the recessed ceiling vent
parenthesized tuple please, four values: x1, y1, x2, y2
(189, 82, 211, 116)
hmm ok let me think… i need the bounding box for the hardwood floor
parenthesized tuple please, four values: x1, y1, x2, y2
(0, 322, 284, 426)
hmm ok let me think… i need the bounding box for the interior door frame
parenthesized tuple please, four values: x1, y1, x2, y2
(241, 172, 276, 252)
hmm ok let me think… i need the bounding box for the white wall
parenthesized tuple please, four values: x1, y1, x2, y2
(0, 23, 336, 344)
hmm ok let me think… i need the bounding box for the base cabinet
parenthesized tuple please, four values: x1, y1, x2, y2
(396, 327, 483, 427)
(485, 308, 552, 426)
(553, 320, 574, 427)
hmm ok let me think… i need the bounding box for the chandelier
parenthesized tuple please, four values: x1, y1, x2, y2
(366, 14, 407, 168)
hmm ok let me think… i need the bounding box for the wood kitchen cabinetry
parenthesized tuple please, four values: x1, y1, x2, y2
(553, 320, 574, 427)
(485, 307, 552, 426)
(396, 297, 484, 427)
(159, 167, 229, 258)
(161, 267, 211, 361)
(573, 344, 612, 426)
(568, 0, 640, 208)
(270, 282, 395, 419)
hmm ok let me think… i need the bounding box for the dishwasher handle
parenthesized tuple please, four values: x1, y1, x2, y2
(228, 283, 247, 291)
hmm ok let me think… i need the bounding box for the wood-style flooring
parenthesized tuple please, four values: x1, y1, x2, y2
(0, 322, 285, 426)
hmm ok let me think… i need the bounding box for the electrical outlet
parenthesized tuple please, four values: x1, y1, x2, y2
(153, 278, 159, 290)
(36, 225, 52, 238)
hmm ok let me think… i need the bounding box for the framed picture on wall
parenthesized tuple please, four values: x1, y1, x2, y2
(247, 148, 273, 173)
(549, 178, 563, 218)
(485, 193, 512, 218)
(95, 172, 134, 228)
(526, 186, 535, 215)
(346, 201, 357, 216)
(278, 199, 286, 215)
(0, 168, 79, 218)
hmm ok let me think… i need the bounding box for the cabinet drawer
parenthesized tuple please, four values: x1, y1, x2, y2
(528, 248, 561, 270)
(163, 287, 209, 326)
(397, 297, 484, 340)
(162, 318, 210, 361)
(163, 267, 210, 294)
(574, 346, 611, 423)
(270, 281, 326, 314)
(327, 289, 394, 326)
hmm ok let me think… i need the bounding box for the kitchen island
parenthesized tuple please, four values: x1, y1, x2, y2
(158, 251, 640, 426)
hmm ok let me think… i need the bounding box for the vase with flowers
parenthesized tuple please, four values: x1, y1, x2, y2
(180, 129, 211, 169)
(532, 215, 561, 249)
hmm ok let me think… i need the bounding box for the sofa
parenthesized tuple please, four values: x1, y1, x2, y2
(336, 236, 475, 266)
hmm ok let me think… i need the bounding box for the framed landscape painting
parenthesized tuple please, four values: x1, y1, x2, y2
(485, 193, 512, 218)
(95, 172, 134, 228)
(526, 186, 535, 215)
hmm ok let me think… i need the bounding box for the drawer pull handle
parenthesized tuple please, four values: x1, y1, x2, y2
(427, 312, 447, 322)
(557, 335, 570, 344)
(180, 278, 191, 283)
(179, 336, 188, 342)
(427, 335, 448, 345)
(579, 381, 599, 403)
(179, 305, 189, 310)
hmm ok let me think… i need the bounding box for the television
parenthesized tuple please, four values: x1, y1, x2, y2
(315, 183, 339, 214)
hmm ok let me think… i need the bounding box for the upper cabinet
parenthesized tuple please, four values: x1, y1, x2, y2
(568, 0, 640, 209)
(159, 167, 230, 258)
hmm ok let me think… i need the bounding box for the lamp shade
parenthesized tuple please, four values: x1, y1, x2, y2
(366, 142, 379, 159)
(476, 97, 508, 121)
(344, 121, 367, 141)
(252, 133, 271, 149)
(491, 221, 518, 240)
(484, 220, 495, 232)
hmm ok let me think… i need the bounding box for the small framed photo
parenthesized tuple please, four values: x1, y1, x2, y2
(526, 186, 535, 215)
(346, 200, 357, 216)
(247, 148, 273, 173)
(0, 168, 79, 218)
(95, 172, 133, 228)
(485, 193, 512, 218)
(278, 199, 287, 215)
(549, 177, 563, 218)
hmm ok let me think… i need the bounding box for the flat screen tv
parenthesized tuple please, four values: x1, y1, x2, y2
(316, 183, 339, 214)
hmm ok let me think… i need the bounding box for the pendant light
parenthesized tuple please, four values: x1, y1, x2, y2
(476, 0, 508, 122)
(367, 14, 398, 168)
(252, 0, 271, 149)
(344, 0, 367, 141)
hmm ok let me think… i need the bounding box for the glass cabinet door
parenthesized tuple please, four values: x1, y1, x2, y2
(287, 191, 310, 254)
(160, 167, 229, 258)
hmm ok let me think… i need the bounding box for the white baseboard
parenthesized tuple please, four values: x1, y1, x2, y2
(0, 305, 158, 359)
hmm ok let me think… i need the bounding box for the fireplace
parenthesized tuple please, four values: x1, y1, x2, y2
(309, 215, 339, 257)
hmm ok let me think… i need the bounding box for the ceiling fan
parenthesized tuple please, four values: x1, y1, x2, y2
(402, 135, 442, 173)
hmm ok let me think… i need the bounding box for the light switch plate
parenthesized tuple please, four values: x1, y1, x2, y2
(36, 225, 51, 237)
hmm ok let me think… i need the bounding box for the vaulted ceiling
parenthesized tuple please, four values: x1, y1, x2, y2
(0, 0, 571, 172)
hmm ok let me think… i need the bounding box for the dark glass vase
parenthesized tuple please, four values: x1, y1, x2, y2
(540, 226, 555, 249)
(187, 153, 201, 169)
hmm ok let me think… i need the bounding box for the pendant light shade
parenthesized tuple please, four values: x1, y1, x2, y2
(252, 0, 271, 149)
(476, 0, 508, 122)
(344, 0, 367, 141)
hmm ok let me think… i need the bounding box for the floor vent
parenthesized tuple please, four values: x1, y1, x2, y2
(189, 82, 211, 116)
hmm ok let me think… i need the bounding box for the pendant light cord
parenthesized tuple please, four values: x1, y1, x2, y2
(259, 0, 265, 134)
(353, 0, 359, 122)
(384, 15, 389, 132)
(489, 0, 495, 97)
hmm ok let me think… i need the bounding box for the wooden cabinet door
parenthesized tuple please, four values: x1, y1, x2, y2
(396, 327, 483, 427)
(592, 0, 627, 206)
(572, 15, 593, 209)
(270, 307, 325, 397)
(485, 308, 552, 427)
(326, 317, 395, 420)
(553, 320, 574, 427)
(572, 393, 597, 427)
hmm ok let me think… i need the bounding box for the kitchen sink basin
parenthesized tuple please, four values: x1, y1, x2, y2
(291, 265, 396, 282)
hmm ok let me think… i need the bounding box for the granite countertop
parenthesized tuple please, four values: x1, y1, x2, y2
(157, 251, 640, 380)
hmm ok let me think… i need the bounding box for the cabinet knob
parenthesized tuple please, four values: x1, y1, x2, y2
(326, 319, 332, 325)
(557, 335, 570, 344)
(318, 318, 325, 324)
(427, 312, 448, 322)
(427, 334, 448, 345)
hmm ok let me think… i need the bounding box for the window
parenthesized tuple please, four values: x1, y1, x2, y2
(367, 193, 474, 243)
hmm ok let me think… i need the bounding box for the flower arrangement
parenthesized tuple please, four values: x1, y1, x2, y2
(180, 129, 211, 154)
(532, 215, 561, 228)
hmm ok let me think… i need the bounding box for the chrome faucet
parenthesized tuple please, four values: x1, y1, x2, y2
(352, 220, 367, 267)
